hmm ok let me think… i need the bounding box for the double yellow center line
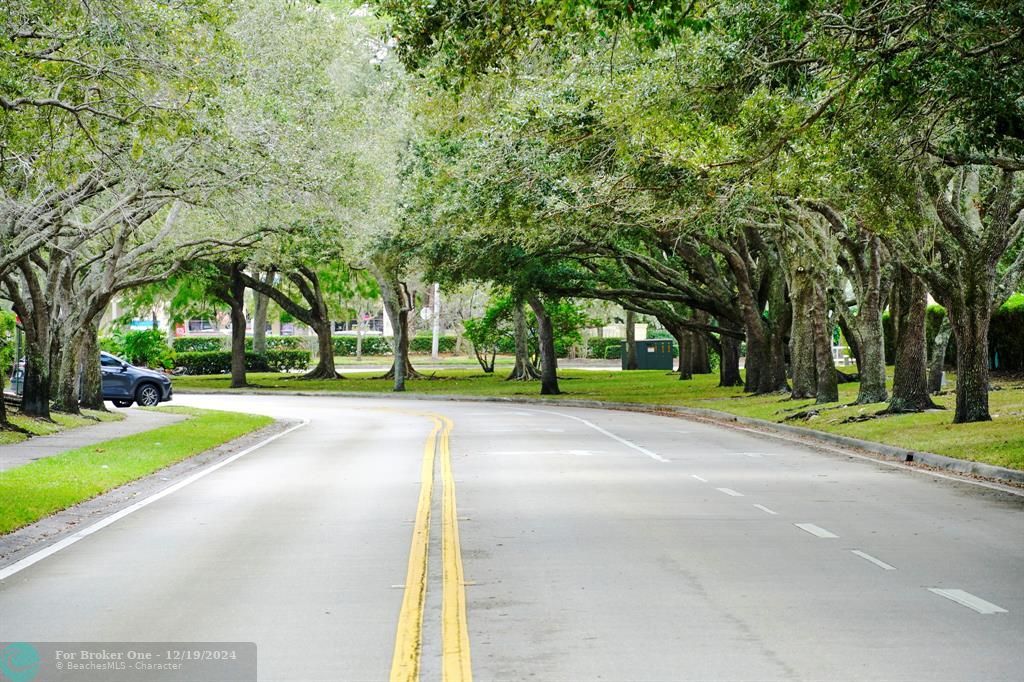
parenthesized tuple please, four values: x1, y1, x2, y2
(390, 413, 472, 682)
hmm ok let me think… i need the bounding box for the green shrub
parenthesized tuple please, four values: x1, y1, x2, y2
(586, 337, 623, 359)
(0, 311, 15, 376)
(409, 335, 457, 353)
(245, 336, 307, 351)
(117, 329, 173, 368)
(332, 335, 393, 356)
(173, 350, 310, 375)
(172, 337, 223, 352)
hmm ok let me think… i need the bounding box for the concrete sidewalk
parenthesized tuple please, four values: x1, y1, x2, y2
(0, 408, 187, 472)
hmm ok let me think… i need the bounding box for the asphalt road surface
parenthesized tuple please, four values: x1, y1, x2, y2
(1, 394, 1021, 681)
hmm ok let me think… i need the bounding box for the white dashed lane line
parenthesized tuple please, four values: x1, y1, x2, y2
(691, 475, 708, 483)
(928, 589, 1008, 614)
(794, 523, 839, 539)
(753, 504, 778, 515)
(716, 488, 744, 497)
(851, 550, 896, 570)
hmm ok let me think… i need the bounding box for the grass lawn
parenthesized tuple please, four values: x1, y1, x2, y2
(0, 407, 273, 535)
(333, 354, 514, 367)
(0, 408, 124, 446)
(173, 369, 1024, 471)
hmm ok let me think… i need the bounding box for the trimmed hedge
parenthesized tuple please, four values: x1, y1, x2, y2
(410, 335, 457, 353)
(245, 336, 307, 351)
(172, 336, 308, 353)
(882, 295, 1024, 371)
(332, 335, 393, 356)
(172, 337, 223, 352)
(173, 350, 311, 375)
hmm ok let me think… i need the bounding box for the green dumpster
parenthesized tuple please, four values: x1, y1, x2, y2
(621, 339, 675, 370)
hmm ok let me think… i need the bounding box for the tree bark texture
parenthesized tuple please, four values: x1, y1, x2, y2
(507, 301, 540, 381)
(887, 269, 938, 412)
(78, 322, 105, 411)
(227, 266, 249, 389)
(252, 270, 273, 355)
(690, 312, 712, 374)
(946, 297, 993, 423)
(718, 335, 743, 387)
(811, 280, 839, 404)
(927, 316, 952, 394)
(526, 294, 560, 395)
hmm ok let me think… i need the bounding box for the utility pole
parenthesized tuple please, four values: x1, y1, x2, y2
(431, 283, 441, 359)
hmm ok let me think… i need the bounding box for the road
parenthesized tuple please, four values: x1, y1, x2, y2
(1, 394, 1022, 681)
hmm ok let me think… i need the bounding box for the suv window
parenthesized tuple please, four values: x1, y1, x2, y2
(101, 355, 122, 368)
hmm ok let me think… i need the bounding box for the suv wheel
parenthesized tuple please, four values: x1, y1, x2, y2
(136, 383, 161, 407)
(112, 399, 133, 408)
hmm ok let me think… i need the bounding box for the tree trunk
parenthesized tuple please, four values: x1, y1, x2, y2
(664, 322, 692, 380)
(738, 285, 789, 394)
(624, 310, 638, 370)
(507, 301, 539, 381)
(811, 281, 839, 404)
(228, 282, 249, 389)
(691, 312, 711, 374)
(927, 316, 952, 394)
(850, 299, 888, 405)
(718, 335, 743, 387)
(305, 316, 343, 379)
(21, 340, 51, 419)
(743, 330, 766, 393)
(887, 269, 938, 413)
(678, 333, 694, 380)
(946, 302, 992, 423)
(526, 294, 560, 395)
(788, 273, 817, 399)
(52, 330, 84, 414)
(377, 274, 419, 390)
(78, 321, 106, 411)
(253, 289, 269, 356)
(0, 380, 7, 427)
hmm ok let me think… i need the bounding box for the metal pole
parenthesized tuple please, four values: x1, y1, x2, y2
(431, 283, 441, 359)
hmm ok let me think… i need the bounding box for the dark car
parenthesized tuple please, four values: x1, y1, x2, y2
(100, 352, 173, 408)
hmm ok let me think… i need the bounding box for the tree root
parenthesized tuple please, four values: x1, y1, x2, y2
(298, 367, 345, 380)
(0, 420, 32, 434)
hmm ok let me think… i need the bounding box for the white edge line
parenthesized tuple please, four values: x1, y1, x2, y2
(691, 474, 708, 483)
(928, 588, 1007, 614)
(753, 504, 778, 515)
(851, 549, 896, 570)
(0, 419, 310, 582)
(535, 410, 669, 462)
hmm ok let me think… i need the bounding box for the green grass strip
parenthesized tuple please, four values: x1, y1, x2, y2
(0, 407, 272, 535)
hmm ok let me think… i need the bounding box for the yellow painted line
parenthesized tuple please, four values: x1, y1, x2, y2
(440, 416, 473, 682)
(390, 417, 441, 682)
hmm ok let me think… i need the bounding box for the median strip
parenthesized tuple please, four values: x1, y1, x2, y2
(440, 415, 472, 682)
(390, 412, 473, 682)
(390, 417, 441, 682)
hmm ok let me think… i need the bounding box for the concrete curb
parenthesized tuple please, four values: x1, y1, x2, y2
(176, 387, 1024, 487)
